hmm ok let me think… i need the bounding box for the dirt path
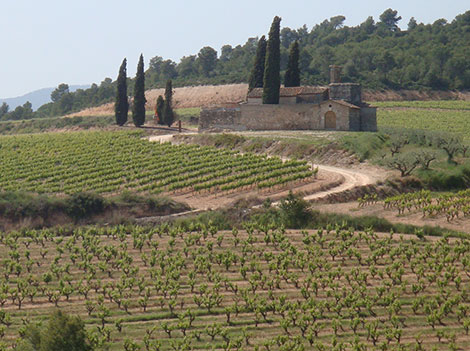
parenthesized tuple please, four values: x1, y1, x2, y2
(148, 132, 197, 143)
(147, 133, 384, 207)
(303, 164, 379, 201)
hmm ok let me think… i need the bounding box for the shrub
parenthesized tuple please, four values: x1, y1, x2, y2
(65, 192, 106, 221)
(0, 192, 63, 219)
(17, 310, 92, 351)
(279, 191, 311, 228)
(341, 133, 387, 161)
(417, 165, 470, 190)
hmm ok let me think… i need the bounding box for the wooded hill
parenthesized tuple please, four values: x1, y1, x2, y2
(148, 9, 470, 91)
(2, 9, 470, 121)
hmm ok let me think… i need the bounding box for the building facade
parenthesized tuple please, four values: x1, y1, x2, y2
(199, 66, 377, 132)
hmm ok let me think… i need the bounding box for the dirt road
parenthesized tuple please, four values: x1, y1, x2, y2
(148, 133, 384, 204)
(303, 164, 379, 201)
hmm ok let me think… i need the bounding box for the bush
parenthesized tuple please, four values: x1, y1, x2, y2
(279, 191, 311, 228)
(0, 192, 63, 219)
(417, 165, 470, 190)
(65, 192, 106, 221)
(341, 133, 387, 161)
(17, 310, 92, 351)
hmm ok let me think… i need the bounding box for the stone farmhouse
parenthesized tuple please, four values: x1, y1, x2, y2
(199, 66, 377, 132)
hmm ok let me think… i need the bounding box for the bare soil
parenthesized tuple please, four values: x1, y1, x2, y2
(170, 169, 344, 210)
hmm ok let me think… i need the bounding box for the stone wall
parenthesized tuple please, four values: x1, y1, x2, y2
(199, 102, 375, 132)
(360, 107, 378, 132)
(199, 107, 242, 131)
(349, 109, 362, 131)
(279, 96, 297, 104)
(247, 97, 262, 105)
(239, 104, 316, 130)
(329, 83, 362, 105)
(298, 91, 328, 104)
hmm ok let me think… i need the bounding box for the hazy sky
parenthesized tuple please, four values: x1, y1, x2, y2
(1, 0, 469, 98)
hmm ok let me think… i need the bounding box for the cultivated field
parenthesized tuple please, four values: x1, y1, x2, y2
(374, 100, 470, 110)
(1, 223, 470, 350)
(377, 103, 470, 138)
(330, 190, 470, 233)
(0, 131, 315, 196)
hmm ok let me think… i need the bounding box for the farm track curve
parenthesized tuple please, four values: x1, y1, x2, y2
(147, 133, 382, 208)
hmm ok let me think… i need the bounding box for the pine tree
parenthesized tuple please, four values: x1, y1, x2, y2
(115, 58, 128, 126)
(156, 95, 165, 125)
(263, 16, 281, 104)
(163, 80, 174, 127)
(284, 41, 300, 87)
(132, 54, 146, 127)
(248, 35, 267, 91)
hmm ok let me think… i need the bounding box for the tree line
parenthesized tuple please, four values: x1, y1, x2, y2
(0, 80, 115, 122)
(145, 9, 470, 91)
(3, 9, 470, 121)
(114, 55, 174, 127)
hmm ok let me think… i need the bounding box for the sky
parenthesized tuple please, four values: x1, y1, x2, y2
(0, 0, 469, 98)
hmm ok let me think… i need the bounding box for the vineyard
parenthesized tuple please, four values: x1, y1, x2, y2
(0, 131, 315, 196)
(375, 190, 470, 223)
(1, 222, 470, 350)
(374, 101, 470, 111)
(377, 107, 470, 139)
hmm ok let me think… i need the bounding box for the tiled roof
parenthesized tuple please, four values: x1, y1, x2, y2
(247, 86, 328, 98)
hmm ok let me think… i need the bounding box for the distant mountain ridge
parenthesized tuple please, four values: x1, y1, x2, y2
(0, 85, 90, 111)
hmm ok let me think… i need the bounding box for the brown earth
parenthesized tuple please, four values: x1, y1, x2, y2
(169, 169, 344, 210)
(68, 84, 470, 117)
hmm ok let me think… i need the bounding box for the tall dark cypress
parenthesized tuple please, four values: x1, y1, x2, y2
(248, 36, 267, 91)
(156, 95, 165, 125)
(132, 54, 146, 127)
(115, 58, 128, 126)
(284, 41, 300, 87)
(263, 16, 281, 104)
(163, 80, 174, 127)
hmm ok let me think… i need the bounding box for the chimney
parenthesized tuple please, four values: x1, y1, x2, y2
(329, 65, 342, 84)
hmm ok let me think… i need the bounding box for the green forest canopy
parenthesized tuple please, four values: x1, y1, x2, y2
(2, 9, 470, 121)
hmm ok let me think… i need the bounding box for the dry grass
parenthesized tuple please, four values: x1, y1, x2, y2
(68, 84, 249, 117)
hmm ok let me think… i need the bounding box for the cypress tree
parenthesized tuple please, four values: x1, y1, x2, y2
(114, 58, 128, 126)
(156, 95, 165, 125)
(248, 35, 267, 91)
(263, 16, 281, 104)
(132, 54, 146, 127)
(163, 80, 174, 127)
(284, 41, 300, 87)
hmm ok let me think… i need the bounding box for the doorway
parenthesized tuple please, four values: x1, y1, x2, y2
(325, 111, 336, 129)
